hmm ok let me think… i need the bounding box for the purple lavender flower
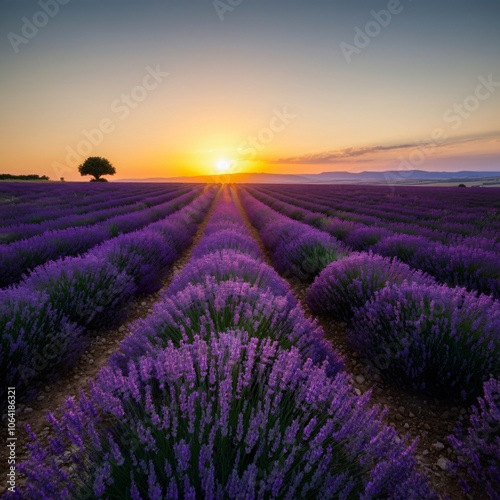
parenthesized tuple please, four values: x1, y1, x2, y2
(260, 219, 304, 251)
(91, 229, 177, 294)
(0, 287, 84, 410)
(373, 234, 429, 266)
(15, 332, 434, 499)
(448, 377, 500, 499)
(0, 185, 211, 287)
(192, 229, 263, 260)
(168, 249, 289, 297)
(345, 226, 394, 251)
(22, 255, 136, 329)
(413, 243, 500, 298)
(273, 231, 348, 280)
(307, 252, 435, 321)
(112, 279, 342, 376)
(350, 282, 500, 399)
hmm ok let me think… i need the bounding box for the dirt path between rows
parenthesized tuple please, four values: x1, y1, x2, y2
(232, 186, 470, 500)
(0, 194, 219, 496)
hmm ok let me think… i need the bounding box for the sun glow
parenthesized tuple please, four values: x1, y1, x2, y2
(215, 159, 232, 173)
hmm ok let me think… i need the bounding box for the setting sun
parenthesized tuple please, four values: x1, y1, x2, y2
(215, 159, 232, 173)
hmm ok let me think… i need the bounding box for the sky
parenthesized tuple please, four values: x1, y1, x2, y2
(1, 0, 499, 181)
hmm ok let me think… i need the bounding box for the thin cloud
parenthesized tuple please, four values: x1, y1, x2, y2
(276, 131, 500, 164)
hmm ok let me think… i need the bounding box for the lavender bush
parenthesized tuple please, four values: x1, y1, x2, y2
(111, 279, 341, 376)
(168, 249, 290, 297)
(91, 229, 177, 294)
(274, 231, 348, 280)
(349, 282, 500, 399)
(0, 288, 83, 408)
(307, 252, 435, 322)
(372, 234, 429, 265)
(345, 226, 394, 251)
(192, 229, 263, 260)
(149, 219, 195, 250)
(259, 219, 304, 251)
(16, 332, 433, 499)
(22, 255, 136, 330)
(413, 243, 500, 298)
(316, 216, 359, 242)
(449, 378, 500, 499)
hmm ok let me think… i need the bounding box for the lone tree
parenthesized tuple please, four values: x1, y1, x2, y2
(78, 156, 116, 182)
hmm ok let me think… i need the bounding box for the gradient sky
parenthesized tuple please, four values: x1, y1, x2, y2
(1, 0, 499, 180)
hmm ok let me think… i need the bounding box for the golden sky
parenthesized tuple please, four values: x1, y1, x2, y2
(1, 1, 499, 180)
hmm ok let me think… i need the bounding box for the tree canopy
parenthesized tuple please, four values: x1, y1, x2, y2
(78, 157, 116, 181)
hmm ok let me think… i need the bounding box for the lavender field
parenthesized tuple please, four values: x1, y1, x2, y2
(1, 182, 499, 499)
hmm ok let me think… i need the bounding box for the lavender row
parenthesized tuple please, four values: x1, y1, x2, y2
(251, 187, 500, 495)
(245, 186, 500, 496)
(0, 188, 216, 410)
(250, 185, 500, 248)
(255, 184, 500, 238)
(239, 189, 347, 281)
(0, 185, 191, 243)
(0, 187, 204, 288)
(0, 183, 177, 228)
(13, 187, 433, 498)
(307, 252, 500, 401)
(111, 186, 341, 375)
(244, 187, 500, 297)
(238, 189, 500, 399)
(373, 234, 500, 297)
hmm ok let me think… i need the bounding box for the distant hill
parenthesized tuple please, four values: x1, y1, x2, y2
(117, 170, 500, 185)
